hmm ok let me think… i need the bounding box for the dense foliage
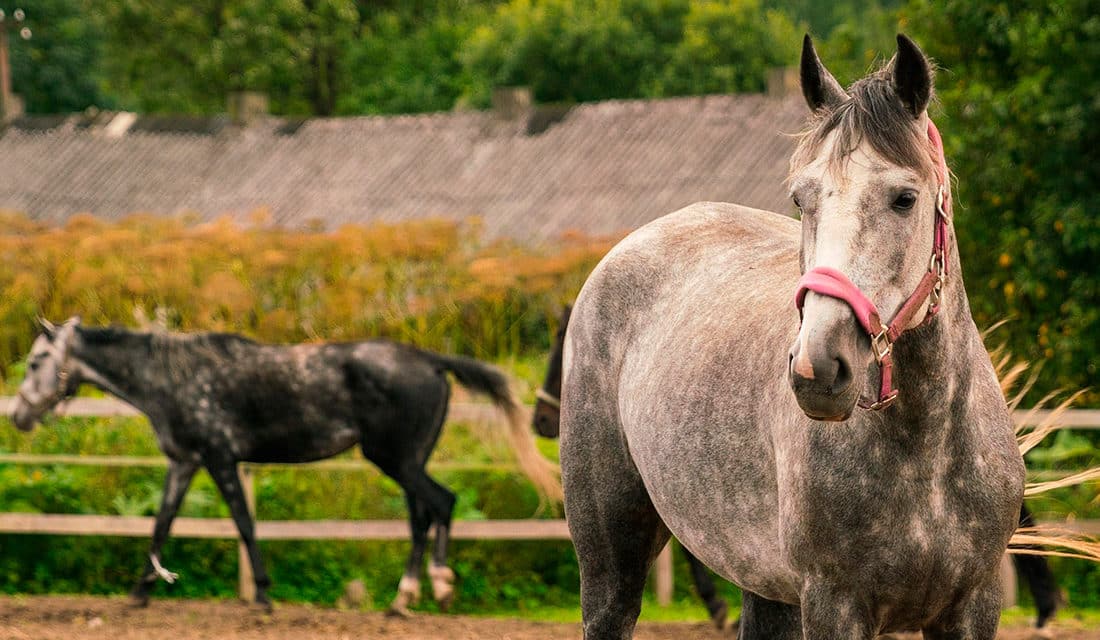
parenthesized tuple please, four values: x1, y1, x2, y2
(906, 0, 1100, 403)
(9, 0, 898, 116)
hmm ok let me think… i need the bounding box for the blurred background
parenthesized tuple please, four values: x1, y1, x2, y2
(0, 0, 1097, 623)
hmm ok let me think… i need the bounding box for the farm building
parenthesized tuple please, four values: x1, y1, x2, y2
(0, 85, 805, 241)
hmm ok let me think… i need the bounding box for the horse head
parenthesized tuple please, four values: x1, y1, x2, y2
(787, 35, 950, 421)
(533, 305, 571, 438)
(12, 316, 82, 431)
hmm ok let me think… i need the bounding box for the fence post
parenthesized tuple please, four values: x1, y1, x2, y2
(238, 464, 256, 602)
(1000, 553, 1017, 608)
(654, 543, 673, 606)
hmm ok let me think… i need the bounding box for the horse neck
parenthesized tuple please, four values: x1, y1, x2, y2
(71, 328, 165, 414)
(544, 340, 565, 396)
(888, 237, 980, 425)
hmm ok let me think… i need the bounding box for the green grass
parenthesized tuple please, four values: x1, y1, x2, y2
(479, 602, 1100, 626)
(485, 598, 713, 623)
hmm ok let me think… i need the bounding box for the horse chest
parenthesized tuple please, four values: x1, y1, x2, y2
(779, 442, 1019, 614)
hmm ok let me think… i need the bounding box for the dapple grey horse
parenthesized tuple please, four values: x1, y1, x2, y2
(560, 35, 1025, 639)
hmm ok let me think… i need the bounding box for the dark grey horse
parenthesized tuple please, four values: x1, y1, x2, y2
(536, 307, 1060, 631)
(11, 317, 560, 613)
(561, 35, 1025, 639)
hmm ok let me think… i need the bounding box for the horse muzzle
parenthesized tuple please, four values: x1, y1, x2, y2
(787, 301, 865, 422)
(11, 401, 39, 432)
(532, 401, 561, 438)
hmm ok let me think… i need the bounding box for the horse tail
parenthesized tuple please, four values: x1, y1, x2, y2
(429, 353, 563, 503)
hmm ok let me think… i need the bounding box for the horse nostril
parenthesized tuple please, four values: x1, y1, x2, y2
(833, 356, 852, 392)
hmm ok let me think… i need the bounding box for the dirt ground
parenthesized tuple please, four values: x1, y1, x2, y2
(0, 596, 1097, 640)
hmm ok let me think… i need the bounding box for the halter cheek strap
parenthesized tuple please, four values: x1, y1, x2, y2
(793, 119, 952, 411)
(17, 342, 74, 411)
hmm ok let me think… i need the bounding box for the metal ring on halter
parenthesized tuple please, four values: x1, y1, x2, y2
(870, 330, 892, 365)
(18, 361, 72, 412)
(866, 390, 899, 411)
(535, 388, 561, 409)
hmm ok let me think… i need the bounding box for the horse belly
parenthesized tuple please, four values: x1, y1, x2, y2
(243, 424, 360, 463)
(629, 411, 800, 607)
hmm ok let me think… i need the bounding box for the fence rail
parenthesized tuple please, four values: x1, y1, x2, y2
(1, 399, 1098, 606)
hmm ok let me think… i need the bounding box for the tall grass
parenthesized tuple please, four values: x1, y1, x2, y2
(986, 339, 1100, 564)
(0, 210, 616, 384)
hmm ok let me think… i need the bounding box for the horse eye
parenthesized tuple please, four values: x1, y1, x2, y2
(892, 192, 917, 211)
(792, 196, 804, 215)
(28, 361, 38, 371)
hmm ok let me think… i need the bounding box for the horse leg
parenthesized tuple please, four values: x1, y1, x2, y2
(562, 418, 669, 639)
(923, 578, 1002, 640)
(1016, 503, 1061, 629)
(682, 547, 728, 629)
(416, 473, 458, 610)
(738, 591, 801, 640)
(388, 480, 432, 617)
(207, 461, 273, 610)
(130, 459, 198, 606)
(799, 583, 875, 640)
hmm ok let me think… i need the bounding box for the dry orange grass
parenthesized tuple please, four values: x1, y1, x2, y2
(0, 212, 617, 374)
(987, 334, 1100, 564)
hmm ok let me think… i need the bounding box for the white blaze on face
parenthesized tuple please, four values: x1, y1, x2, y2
(794, 132, 935, 337)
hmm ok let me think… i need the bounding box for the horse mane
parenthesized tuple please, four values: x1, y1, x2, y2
(789, 62, 938, 181)
(78, 325, 258, 383)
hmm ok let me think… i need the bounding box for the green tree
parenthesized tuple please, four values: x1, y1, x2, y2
(338, 7, 485, 114)
(907, 0, 1100, 402)
(461, 0, 663, 105)
(462, 0, 802, 106)
(99, 1, 359, 116)
(656, 0, 800, 96)
(9, 0, 109, 114)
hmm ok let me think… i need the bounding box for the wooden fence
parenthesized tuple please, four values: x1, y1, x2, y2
(0, 398, 1097, 606)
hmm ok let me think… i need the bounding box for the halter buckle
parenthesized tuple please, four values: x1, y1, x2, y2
(871, 330, 892, 364)
(867, 390, 899, 411)
(935, 185, 950, 220)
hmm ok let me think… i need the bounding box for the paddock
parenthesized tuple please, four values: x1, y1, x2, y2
(2, 596, 1099, 640)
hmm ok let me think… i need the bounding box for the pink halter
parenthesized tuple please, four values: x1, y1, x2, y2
(794, 119, 952, 411)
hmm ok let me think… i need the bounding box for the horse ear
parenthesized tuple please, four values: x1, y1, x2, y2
(37, 316, 57, 338)
(891, 34, 933, 118)
(800, 34, 845, 113)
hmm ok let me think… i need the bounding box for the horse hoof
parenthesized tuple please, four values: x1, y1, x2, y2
(127, 593, 150, 608)
(127, 593, 149, 611)
(386, 603, 413, 618)
(429, 565, 455, 610)
(435, 590, 455, 613)
(388, 575, 420, 616)
(710, 601, 728, 629)
(728, 615, 741, 636)
(254, 597, 274, 614)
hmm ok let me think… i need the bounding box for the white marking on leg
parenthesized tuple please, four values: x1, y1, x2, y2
(399, 575, 419, 591)
(429, 564, 455, 602)
(150, 554, 179, 584)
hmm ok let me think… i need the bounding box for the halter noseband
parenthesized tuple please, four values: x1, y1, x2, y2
(535, 387, 561, 410)
(793, 119, 952, 411)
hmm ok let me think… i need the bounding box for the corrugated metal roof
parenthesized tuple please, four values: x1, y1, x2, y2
(0, 93, 807, 240)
